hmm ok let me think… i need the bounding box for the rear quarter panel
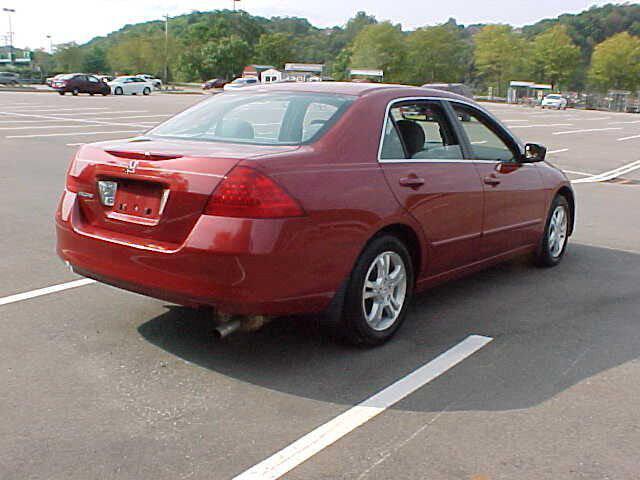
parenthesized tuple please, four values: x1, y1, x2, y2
(247, 96, 423, 297)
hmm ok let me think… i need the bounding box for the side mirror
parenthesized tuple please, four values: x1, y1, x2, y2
(523, 143, 547, 163)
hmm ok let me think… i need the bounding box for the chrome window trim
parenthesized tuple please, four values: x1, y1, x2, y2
(377, 96, 524, 164)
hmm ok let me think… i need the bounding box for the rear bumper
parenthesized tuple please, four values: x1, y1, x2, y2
(55, 190, 341, 316)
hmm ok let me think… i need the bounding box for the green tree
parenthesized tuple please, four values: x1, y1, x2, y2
(406, 24, 469, 84)
(254, 33, 293, 67)
(201, 35, 252, 80)
(53, 43, 85, 72)
(530, 25, 580, 89)
(331, 46, 352, 80)
(474, 25, 527, 96)
(350, 22, 407, 82)
(82, 46, 109, 73)
(588, 32, 640, 91)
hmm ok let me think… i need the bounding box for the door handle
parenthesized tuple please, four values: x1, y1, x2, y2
(483, 175, 501, 187)
(399, 176, 425, 188)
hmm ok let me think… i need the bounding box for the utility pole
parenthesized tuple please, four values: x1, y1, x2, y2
(46, 34, 52, 54)
(233, 0, 240, 11)
(163, 14, 169, 88)
(2, 8, 15, 63)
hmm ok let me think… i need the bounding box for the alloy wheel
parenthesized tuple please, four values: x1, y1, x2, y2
(362, 251, 407, 331)
(548, 205, 568, 258)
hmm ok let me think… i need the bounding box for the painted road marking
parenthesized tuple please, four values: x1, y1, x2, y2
(563, 170, 593, 177)
(547, 148, 569, 154)
(0, 111, 149, 129)
(2, 107, 111, 113)
(233, 335, 493, 480)
(617, 134, 640, 142)
(0, 279, 96, 307)
(7, 130, 144, 138)
(510, 124, 573, 129)
(610, 120, 640, 125)
(553, 127, 622, 135)
(0, 124, 122, 130)
(572, 160, 640, 184)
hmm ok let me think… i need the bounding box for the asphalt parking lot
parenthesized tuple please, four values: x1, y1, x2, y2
(1, 91, 639, 480)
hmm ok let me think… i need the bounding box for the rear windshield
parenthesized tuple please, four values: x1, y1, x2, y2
(148, 92, 354, 146)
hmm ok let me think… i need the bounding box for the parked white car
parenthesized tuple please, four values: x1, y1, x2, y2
(541, 94, 568, 110)
(108, 76, 154, 96)
(136, 74, 162, 90)
(223, 77, 260, 91)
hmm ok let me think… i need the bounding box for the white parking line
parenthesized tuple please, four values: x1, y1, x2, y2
(510, 124, 573, 129)
(0, 124, 121, 130)
(617, 134, 640, 142)
(547, 148, 569, 154)
(0, 279, 96, 307)
(233, 335, 493, 480)
(563, 169, 594, 177)
(3, 107, 111, 113)
(572, 160, 640, 184)
(53, 110, 150, 116)
(7, 130, 144, 138)
(0, 111, 149, 128)
(553, 127, 622, 135)
(610, 120, 640, 125)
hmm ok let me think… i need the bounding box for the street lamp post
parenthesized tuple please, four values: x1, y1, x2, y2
(233, 0, 240, 11)
(2, 8, 15, 63)
(46, 34, 52, 54)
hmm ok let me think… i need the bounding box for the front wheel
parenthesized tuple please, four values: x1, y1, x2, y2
(535, 195, 570, 267)
(72, 88, 79, 96)
(114, 87, 123, 95)
(338, 235, 414, 346)
(143, 87, 151, 96)
(58, 91, 65, 96)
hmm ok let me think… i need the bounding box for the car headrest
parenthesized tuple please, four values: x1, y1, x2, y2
(216, 119, 255, 140)
(396, 120, 425, 158)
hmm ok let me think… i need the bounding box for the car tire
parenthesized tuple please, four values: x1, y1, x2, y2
(535, 195, 570, 268)
(114, 87, 123, 95)
(337, 235, 414, 346)
(143, 87, 151, 96)
(58, 91, 65, 96)
(72, 88, 79, 96)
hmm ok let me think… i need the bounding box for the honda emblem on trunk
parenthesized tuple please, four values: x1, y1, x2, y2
(124, 160, 139, 174)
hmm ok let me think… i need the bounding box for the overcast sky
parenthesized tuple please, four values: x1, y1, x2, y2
(3, 0, 621, 50)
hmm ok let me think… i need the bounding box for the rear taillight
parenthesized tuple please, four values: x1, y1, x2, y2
(204, 166, 304, 219)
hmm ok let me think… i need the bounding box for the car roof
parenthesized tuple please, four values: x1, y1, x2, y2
(238, 81, 470, 102)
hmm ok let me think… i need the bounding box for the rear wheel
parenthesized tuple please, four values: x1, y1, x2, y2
(114, 87, 123, 95)
(72, 88, 79, 96)
(535, 195, 570, 267)
(58, 91, 65, 96)
(338, 235, 414, 346)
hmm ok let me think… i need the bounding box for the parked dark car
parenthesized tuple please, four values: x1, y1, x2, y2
(0, 71, 20, 85)
(51, 74, 110, 96)
(202, 78, 229, 90)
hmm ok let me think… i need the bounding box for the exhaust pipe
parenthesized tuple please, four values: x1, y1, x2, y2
(213, 314, 271, 339)
(213, 319, 242, 339)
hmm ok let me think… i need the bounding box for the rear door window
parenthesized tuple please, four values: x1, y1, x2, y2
(380, 100, 463, 161)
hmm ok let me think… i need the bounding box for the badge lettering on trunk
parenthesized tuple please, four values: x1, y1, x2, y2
(124, 160, 139, 174)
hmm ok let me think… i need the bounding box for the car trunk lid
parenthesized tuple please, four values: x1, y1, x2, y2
(68, 139, 299, 249)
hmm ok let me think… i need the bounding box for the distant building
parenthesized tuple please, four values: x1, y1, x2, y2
(261, 68, 282, 83)
(242, 65, 276, 80)
(284, 63, 324, 82)
(0, 47, 31, 65)
(349, 69, 384, 82)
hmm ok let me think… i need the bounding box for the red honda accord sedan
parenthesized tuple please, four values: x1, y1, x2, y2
(56, 82, 574, 345)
